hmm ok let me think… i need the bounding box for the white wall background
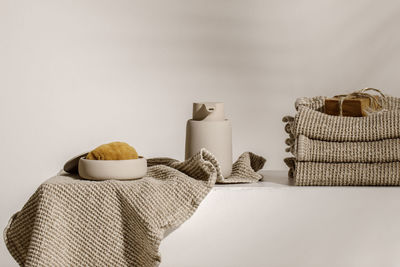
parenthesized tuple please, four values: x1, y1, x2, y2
(0, 0, 399, 265)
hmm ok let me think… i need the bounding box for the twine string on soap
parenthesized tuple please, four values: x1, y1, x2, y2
(334, 88, 386, 116)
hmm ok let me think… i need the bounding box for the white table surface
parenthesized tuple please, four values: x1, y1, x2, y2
(160, 170, 400, 267)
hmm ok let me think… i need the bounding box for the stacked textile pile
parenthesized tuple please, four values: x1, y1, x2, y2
(283, 96, 400, 186)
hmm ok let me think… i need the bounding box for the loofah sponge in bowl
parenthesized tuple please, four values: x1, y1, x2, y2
(86, 141, 139, 160)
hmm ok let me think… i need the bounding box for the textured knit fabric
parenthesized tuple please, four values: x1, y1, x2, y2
(284, 157, 400, 186)
(4, 149, 265, 267)
(293, 96, 400, 142)
(284, 120, 400, 163)
(295, 135, 400, 163)
(283, 95, 400, 186)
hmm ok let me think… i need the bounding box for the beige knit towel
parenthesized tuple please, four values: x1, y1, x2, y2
(4, 149, 265, 267)
(293, 96, 400, 142)
(283, 115, 400, 163)
(284, 158, 400, 186)
(294, 135, 400, 163)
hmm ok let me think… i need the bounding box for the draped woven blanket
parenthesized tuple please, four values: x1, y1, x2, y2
(283, 95, 400, 186)
(4, 149, 266, 267)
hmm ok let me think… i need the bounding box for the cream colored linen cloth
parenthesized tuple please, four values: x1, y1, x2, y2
(4, 149, 265, 267)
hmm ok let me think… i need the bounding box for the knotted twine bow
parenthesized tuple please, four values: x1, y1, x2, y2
(334, 88, 386, 116)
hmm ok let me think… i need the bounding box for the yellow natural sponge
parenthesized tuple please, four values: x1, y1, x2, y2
(86, 142, 139, 160)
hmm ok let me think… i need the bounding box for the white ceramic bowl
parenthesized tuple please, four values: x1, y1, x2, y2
(78, 156, 147, 181)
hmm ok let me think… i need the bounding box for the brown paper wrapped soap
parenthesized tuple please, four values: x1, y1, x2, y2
(325, 88, 385, 117)
(86, 141, 139, 160)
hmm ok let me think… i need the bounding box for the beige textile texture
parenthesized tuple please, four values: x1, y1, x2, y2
(283, 95, 400, 186)
(4, 149, 265, 267)
(295, 135, 400, 163)
(293, 96, 400, 142)
(284, 158, 400, 186)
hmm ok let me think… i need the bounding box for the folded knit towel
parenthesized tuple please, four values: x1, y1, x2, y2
(4, 149, 265, 267)
(294, 135, 400, 163)
(285, 157, 400, 186)
(293, 96, 400, 142)
(283, 117, 400, 163)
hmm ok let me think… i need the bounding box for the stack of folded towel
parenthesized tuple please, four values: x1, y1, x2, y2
(283, 95, 400, 186)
